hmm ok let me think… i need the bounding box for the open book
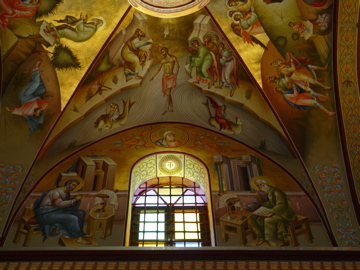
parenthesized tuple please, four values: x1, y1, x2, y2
(251, 206, 274, 217)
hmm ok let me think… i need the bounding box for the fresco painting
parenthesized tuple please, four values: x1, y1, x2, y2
(0, 0, 359, 252)
(151, 128, 188, 147)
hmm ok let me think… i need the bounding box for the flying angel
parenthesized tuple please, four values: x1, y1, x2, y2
(204, 96, 242, 134)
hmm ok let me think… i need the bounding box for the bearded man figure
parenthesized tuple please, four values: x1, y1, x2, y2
(121, 27, 152, 82)
(33, 177, 91, 245)
(188, 37, 215, 89)
(150, 47, 179, 115)
(248, 178, 296, 247)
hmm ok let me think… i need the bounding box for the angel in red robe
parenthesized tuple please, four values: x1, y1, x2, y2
(0, 0, 42, 32)
(207, 96, 232, 132)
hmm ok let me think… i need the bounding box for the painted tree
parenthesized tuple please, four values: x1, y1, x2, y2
(36, 0, 64, 18)
(50, 44, 81, 70)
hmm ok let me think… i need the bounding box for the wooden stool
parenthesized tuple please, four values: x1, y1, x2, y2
(288, 215, 314, 246)
(13, 208, 42, 247)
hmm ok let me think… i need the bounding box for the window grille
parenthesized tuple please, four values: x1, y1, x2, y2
(129, 177, 211, 247)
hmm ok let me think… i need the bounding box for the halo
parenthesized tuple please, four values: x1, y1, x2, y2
(203, 32, 212, 41)
(217, 40, 226, 48)
(232, 12, 243, 23)
(210, 31, 221, 41)
(250, 176, 274, 191)
(157, 128, 177, 138)
(134, 25, 146, 35)
(226, 9, 237, 20)
(226, 0, 240, 9)
(190, 37, 202, 49)
(163, 130, 175, 138)
(58, 176, 84, 192)
(93, 16, 106, 32)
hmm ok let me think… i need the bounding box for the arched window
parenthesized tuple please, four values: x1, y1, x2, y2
(129, 177, 211, 247)
(126, 153, 215, 247)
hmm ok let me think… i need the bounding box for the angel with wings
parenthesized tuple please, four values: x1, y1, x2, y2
(204, 96, 230, 132)
(204, 96, 243, 134)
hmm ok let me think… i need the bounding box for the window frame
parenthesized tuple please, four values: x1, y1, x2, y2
(129, 179, 211, 247)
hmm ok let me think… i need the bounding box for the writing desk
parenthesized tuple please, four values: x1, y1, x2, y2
(219, 212, 254, 246)
(86, 204, 114, 239)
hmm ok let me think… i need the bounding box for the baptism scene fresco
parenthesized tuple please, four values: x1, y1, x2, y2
(0, 0, 359, 249)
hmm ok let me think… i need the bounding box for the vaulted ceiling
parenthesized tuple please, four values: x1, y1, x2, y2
(0, 0, 359, 259)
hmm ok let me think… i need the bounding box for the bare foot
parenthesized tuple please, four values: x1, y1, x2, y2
(126, 76, 134, 82)
(76, 237, 91, 245)
(318, 93, 330, 102)
(268, 240, 283, 247)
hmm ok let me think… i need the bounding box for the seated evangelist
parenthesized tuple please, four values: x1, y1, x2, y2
(33, 177, 92, 245)
(245, 177, 297, 247)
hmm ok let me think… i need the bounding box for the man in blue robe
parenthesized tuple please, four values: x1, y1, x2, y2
(33, 177, 91, 245)
(4, 60, 48, 133)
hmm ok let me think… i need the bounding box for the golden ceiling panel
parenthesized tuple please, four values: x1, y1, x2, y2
(47, 0, 131, 108)
(128, 0, 210, 17)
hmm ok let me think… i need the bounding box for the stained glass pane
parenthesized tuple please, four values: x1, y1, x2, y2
(157, 232, 165, 240)
(185, 233, 200, 239)
(144, 232, 158, 239)
(184, 223, 199, 231)
(175, 232, 184, 239)
(175, 223, 184, 231)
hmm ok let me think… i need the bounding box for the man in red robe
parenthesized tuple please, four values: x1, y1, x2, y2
(0, 0, 42, 32)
